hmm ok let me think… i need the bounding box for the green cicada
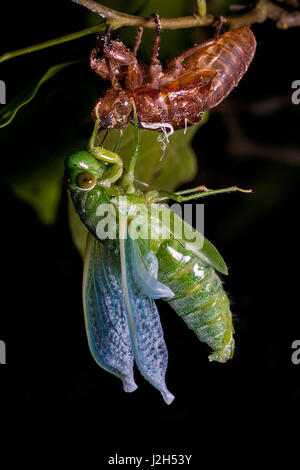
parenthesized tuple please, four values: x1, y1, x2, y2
(65, 118, 249, 404)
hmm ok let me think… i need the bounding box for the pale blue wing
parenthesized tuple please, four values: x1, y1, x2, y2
(83, 232, 137, 393)
(119, 218, 175, 405)
(129, 238, 174, 300)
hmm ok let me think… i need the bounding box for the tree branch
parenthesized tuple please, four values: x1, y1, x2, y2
(71, 0, 300, 30)
(2, 0, 300, 65)
(71, 0, 214, 28)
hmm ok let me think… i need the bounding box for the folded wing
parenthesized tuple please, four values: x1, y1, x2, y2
(119, 216, 175, 404)
(83, 233, 137, 392)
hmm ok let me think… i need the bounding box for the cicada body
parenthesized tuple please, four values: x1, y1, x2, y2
(65, 149, 235, 403)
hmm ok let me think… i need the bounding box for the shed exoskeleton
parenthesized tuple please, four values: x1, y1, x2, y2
(90, 15, 256, 132)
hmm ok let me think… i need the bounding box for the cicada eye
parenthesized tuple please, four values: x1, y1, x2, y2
(76, 172, 96, 190)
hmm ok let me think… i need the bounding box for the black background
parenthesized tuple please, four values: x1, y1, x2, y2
(0, 0, 299, 460)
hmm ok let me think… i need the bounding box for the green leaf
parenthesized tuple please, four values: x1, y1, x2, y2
(0, 60, 81, 128)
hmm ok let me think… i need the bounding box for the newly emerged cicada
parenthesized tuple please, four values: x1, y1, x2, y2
(90, 15, 256, 132)
(65, 120, 249, 403)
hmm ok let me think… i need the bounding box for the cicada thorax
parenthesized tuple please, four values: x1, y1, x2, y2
(154, 238, 234, 363)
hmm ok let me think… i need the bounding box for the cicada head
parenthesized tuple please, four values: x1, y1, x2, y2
(65, 150, 111, 237)
(93, 89, 132, 129)
(65, 150, 106, 191)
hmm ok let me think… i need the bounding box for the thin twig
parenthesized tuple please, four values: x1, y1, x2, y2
(0, 24, 106, 64)
(72, 0, 300, 29)
(71, 0, 214, 28)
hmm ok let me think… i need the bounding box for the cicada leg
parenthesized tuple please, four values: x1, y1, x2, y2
(88, 119, 123, 185)
(147, 13, 163, 87)
(133, 26, 144, 56)
(122, 102, 140, 193)
(113, 129, 123, 153)
(214, 16, 226, 40)
(154, 185, 252, 203)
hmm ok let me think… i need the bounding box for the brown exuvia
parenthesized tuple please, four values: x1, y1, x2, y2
(91, 16, 256, 132)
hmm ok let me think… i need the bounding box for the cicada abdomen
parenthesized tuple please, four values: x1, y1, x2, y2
(156, 239, 234, 363)
(186, 26, 257, 111)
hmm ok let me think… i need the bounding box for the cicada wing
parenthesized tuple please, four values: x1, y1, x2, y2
(150, 204, 228, 275)
(83, 232, 137, 393)
(119, 217, 174, 405)
(129, 238, 174, 300)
